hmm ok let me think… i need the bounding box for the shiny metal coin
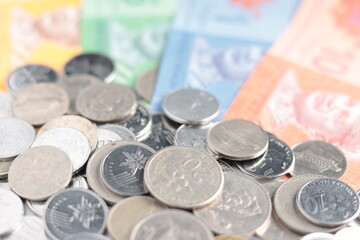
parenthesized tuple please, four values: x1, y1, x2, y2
(291, 140, 346, 179)
(135, 67, 157, 102)
(162, 114, 182, 133)
(217, 159, 235, 172)
(64, 53, 116, 82)
(76, 83, 137, 122)
(301, 232, 334, 240)
(162, 88, 220, 124)
(333, 227, 360, 240)
(194, 172, 271, 236)
(130, 209, 213, 240)
(5, 216, 47, 240)
(0, 92, 13, 118)
(144, 146, 224, 209)
(207, 119, 268, 161)
(297, 178, 360, 227)
(174, 123, 213, 151)
(44, 189, 108, 240)
(107, 196, 168, 240)
(214, 236, 248, 240)
(0, 188, 24, 237)
(96, 128, 123, 149)
(65, 233, 111, 240)
(98, 124, 137, 141)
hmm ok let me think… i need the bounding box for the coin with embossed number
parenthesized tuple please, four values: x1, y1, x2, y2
(0, 188, 24, 237)
(291, 141, 347, 179)
(5, 216, 47, 240)
(98, 124, 137, 141)
(96, 128, 123, 149)
(135, 67, 157, 102)
(175, 123, 213, 151)
(130, 210, 213, 240)
(65, 233, 111, 240)
(301, 232, 334, 240)
(0, 92, 12, 118)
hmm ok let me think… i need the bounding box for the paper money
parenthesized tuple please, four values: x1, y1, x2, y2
(225, 0, 360, 190)
(151, 0, 301, 118)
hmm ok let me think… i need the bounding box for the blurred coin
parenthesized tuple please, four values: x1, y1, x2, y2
(332, 227, 360, 240)
(301, 232, 334, 240)
(0, 188, 24, 237)
(96, 128, 123, 149)
(291, 140, 346, 179)
(0, 159, 13, 180)
(175, 123, 213, 151)
(135, 67, 157, 102)
(162, 114, 182, 133)
(358, 190, 360, 221)
(258, 179, 285, 200)
(0, 180, 10, 190)
(65, 233, 111, 240)
(98, 124, 137, 141)
(5, 216, 47, 240)
(0, 92, 13, 118)
(217, 159, 235, 172)
(214, 236, 248, 240)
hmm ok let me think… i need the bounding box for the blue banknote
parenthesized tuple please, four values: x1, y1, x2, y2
(151, 0, 301, 118)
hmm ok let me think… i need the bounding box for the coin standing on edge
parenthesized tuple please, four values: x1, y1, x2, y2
(135, 67, 157, 102)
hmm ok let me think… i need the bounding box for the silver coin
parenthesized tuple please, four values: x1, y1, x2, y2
(65, 233, 111, 240)
(207, 119, 268, 161)
(64, 53, 116, 82)
(0, 159, 14, 180)
(0, 188, 24, 237)
(101, 142, 155, 196)
(32, 127, 91, 173)
(5, 216, 47, 240)
(162, 88, 220, 124)
(301, 232, 334, 240)
(175, 123, 213, 151)
(0, 118, 36, 159)
(12, 83, 69, 126)
(258, 179, 285, 200)
(135, 68, 157, 102)
(217, 159, 235, 172)
(291, 140, 347, 179)
(0, 180, 10, 190)
(130, 209, 213, 240)
(162, 114, 182, 133)
(76, 83, 137, 122)
(0, 92, 13, 118)
(98, 124, 137, 141)
(194, 172, 271, 236)
(96, 128, 123, 149)
(144, 146, 224, 209)
(44, 188, 108, 240)
(214, 236, 249, 240)
(296, 178, 360, 227)
(7, 64, 59, 93)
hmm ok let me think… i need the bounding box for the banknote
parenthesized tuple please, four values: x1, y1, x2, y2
(225, 0, 360, 190)
(0, 0, 82, 91)
(151, 0, 301, 118)
(81, 0, 179, 87)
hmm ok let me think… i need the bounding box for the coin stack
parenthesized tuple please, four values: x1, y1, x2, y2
(1, 53, 360, 240)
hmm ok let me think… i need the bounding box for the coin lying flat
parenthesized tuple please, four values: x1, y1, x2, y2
(0, 188, 24, 237)
(130, 210, 213, 240)
(332, 227, 360, 240)
(0, 92, 13, 118)
(96, 128, 123, 149)
(5, 216, 47, 240)
(300, 232, 334, 240)
(135, 67, 157, 102)
(98, 124, 137, 141)
(258, 179, 285, 200)
(65, 233, 111, 240)
(175, 123, 213, 151)
(291, 141, 347, 179)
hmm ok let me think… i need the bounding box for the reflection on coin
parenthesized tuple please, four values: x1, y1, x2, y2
(332, 227, 360, 240)
(135, 68, 157, 102)
(207, 119, 268, 161)
(0, 92, 13, 118)
(44, 189, 108, 240)
(96, 128, 123, 149)
(130, 210, 213, 240)
(12, 83, 69, 125)
(162, 88, 220, 124)
(145, 146, 224, 209)
(175, 123, 213, 151)
(0, 188, 24, 237)
(98, 124, 137, 141)
(5, 216, 47, 240)
(301, 232, 334, 240)
(194, 172, 271, 236)
(8, 146, 72, 201)
(214, 235, 249, 240)
(65, 232, 111, 240)
(291, 141, 347, 179)
(107, 196, 168, 240)
(0, 160, 13, 180)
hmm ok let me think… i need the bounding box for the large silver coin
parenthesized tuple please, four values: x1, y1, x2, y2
(65, 233, 111, 240)
(32, 127, 91, 173)
(0, 92, 13, 118)
(76, 83, 137, 122)
(144, 146, 224, 209)
(0, 188, 24, 237)
(207, 119, 268, 160)
(130, 209, 213, 240)
(8, 146, 72, 201)
(12, 83, 69, 125)
(0, 118, 35, 159)
(44, 189, 108, 240)
(175, 123, 213, 151)
(107, 196, 168, 240)
(98, 124, 137, 141)
(96, 128, 123, 149)
(300, 232, 334, 240)
(135, 67, 157, 102)
(5, 216, 47, 240)
(291, 141, 347, 179)
(296, 178, 360, 227)
(194, 172, 271, 236)
(162, 88, 220, 124)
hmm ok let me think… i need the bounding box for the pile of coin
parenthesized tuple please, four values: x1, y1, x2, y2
(1, 53, 360, 240)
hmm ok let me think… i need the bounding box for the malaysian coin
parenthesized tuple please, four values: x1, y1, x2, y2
(0, 92, 13, 118)
(130, 210, 213, 240)
(301, 232, 334, 240)
(98, 124, 137, 141)
(5, 216, 47, 240)
(9, 146, 72, 201)
(217, 159, 235, 172)
(101, 142, 155, 196)
(7, 64, 59, 93)
(175, 123, 213, 151)
(96, 128, 123, 149)
(296, 178, 360, 227)
(0, 188, 24, 237)
(291, 141, 347, 179)
(194, 172, 271, 236)
(32, 127, 91, 173)
(333, 227, 360, 240)
(0, 118, 36, 159)
(65, 233, 111, 240)
(76, 83, 137, 122)
(0, 159, 12, 180)
(135, 67, 157, 102)
(214, 236, 248, 240)
(207, 119, 268, 161)
(44, 189, 108, 240)
(258, 179, 285, 200)
(162, 88, 220, 124)
(162, 114, 182, 133)
(144, 146, 224, 209)
(12, 83, 69, 125)
(107, 196, 168, 240)
(64, 53, 116, 82)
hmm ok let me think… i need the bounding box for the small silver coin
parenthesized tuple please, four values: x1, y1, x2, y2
(101, 142, 155, 196)
(0, 117, 35, 159)
(98, 124, 137, 141)
(0, 188, 24, 237)
(301, 232, 334, 240)
(5, 216, 47, 240)
(7, 64, 59, 93)
(0, 92, 13, 118)
(207, 119, 268, 161)
(135, 67, 157, 102)
(175, 123, 213, 151)
(96, 128, 123, 149)
(297, 178, 360, 227)
(162, 88, 220, 124)
(64, 53, 116, 82)
(65, 233, 111, 240)
(44, 189, 108, 240)
(130, 209, 213, 240)
(217, 159, 235, 172)
(291, 140, 347, 179)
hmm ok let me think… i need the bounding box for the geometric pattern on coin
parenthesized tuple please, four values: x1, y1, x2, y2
(144, 146, 224, 209)
(44, 189, 108, 240)
(5, 216, 48, 240)
(0, 188, 24, 237)
(130, 209, 213, 240)
(174, 123, 213, 151)
(291, 140, 347, 179)
(207, 119, 268, 161)
(162, 88, 220, 125)
(98, 124, 137, 141)
(135, 67, 157, 102)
